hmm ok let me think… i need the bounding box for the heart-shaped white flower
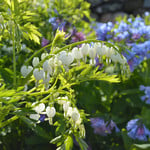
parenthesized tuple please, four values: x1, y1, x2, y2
(72, 47, 83, 60)
(21, 65, 33, 77)
(33, 69, 44, 81)
(46, 106, 56, 118)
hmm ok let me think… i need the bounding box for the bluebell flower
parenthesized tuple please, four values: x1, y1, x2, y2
(90, 118, 120, 136)
(139, 85, 150, 104)
(127, 119, 150, 141)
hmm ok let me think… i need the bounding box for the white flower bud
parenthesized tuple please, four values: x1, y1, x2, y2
(33, 69, 44, 80)
(32, 57, 39, 67)
(46, 106, 56, 118)
(41, 53, 48, 60)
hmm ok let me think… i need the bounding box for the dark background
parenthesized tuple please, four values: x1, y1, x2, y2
(86, 0, 150, 22)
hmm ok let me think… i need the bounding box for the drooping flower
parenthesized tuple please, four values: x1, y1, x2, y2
(30, 103, 46, 122)
(46, 106, 56, 125)
(90, 118, 119, 136)
(21, 65, 33, 78)
(32, 57, 39, 67)
(126, 119, 150, 141)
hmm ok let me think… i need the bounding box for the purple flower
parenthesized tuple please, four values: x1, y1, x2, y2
(41, 38, 49, 47)
(71, 32, 86, 43)
(127, 119, 150, 141)
(90, 118, 119, 136)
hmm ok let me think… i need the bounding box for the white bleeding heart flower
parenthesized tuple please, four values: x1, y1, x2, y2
(29, 114, 40, 121)
(29, 103, 45, 121)
(46, 106, 56, 118)
(33, 69, 44, 81)
(80, 43, 90, 56)
(58, 51, 74, 66)
(41, 52, 48, 60)
(72, 47, 83, 60)
(63, 101, 70, 112)
(32, 57, 39, 67)
(33, 103, 45, 114)
(71, 108, 80, 122)
(42, 72, 50, 84)
(66, 106, 73, 117)
(43, 60, 52, 74)
(89, 46, 97, 59)
(65, 52, 74, 65)
(21, 65, 33, 77)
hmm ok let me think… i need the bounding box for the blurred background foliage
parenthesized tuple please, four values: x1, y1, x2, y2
(0, 0, 150, 150)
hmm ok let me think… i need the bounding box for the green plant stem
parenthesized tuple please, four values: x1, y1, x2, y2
(0, 116, 18, 128)
(12, 23, 16, 89)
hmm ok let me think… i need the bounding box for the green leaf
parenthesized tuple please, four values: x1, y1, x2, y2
(21, 116, 50, 139)
(131, 144, 150, 150)
(65, 135, 73, 150)
(75, 136, 88, 150)
(50, 135, 63, 144)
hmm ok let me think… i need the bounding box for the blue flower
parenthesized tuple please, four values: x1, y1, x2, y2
(90, 118, 119, 136)
(127, 119, 150, 141)
(139, 85, 150, 104)
(39, 114, 46, 122)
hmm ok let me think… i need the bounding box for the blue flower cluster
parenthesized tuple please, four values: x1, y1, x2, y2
(90, 118, 119, 136)
(94, 13, 150, 71)
(139, 85, 150, 104)
(90, 117, 150, 141)
(95, 22, 113, 41)
(126, 119, 150, 141)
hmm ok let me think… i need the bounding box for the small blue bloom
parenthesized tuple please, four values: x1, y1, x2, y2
(139, 85, 150, 104)
(39, 114, 46, 122)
